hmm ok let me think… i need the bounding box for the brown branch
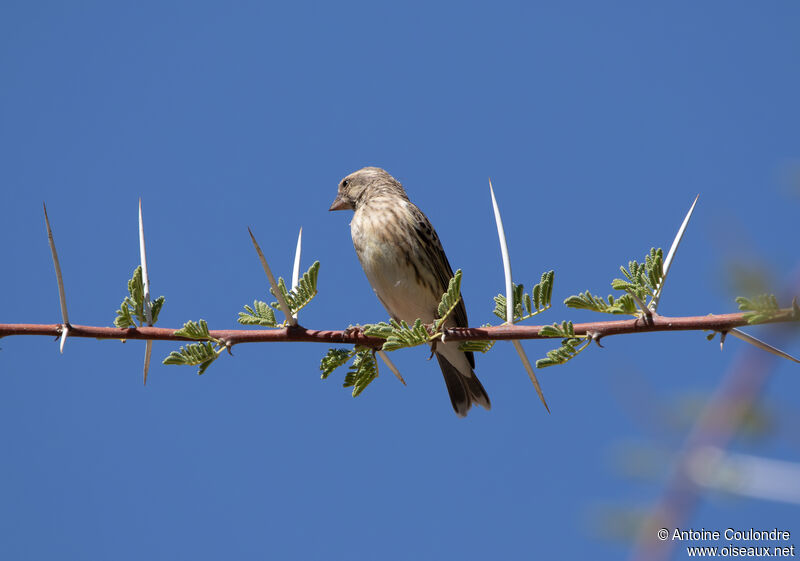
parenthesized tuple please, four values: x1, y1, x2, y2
(0, 310, 796, 347)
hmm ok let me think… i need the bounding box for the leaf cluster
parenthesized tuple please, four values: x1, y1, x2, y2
(563, 291, 636, 315)
(163, 341, 219, 375)
(167, 261, 321, 377)
(343, 349, 378, 397)
(320, 347, 379, 397)
(272, 261, 320, 316)
(162, 320, 222, 375)
(363, 319, 430, 352)
(549, 250, 664, 368)
(535, 321, 589, 368)
(735, 294, 798, 324)
(565, 249, 662, 316)
(434, 270, 462, 330)
(493, 271, 554, 323)
(238, 261, 320, 326)
(611, 248, 664, 307)
(238, 300, 277, 327)
(114, 266, 165, 328)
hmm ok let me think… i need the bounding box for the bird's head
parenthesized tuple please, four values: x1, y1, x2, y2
(329, 167, 407, 211)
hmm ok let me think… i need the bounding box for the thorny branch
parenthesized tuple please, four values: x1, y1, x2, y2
(1, 309, 796, 349)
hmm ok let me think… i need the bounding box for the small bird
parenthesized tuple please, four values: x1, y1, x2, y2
(330, 166, 491, 417)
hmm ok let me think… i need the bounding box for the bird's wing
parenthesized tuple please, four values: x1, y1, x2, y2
(408, 205, 472, 333)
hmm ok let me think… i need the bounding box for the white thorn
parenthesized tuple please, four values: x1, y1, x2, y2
(139, 199, 153, 385)
(377, 350, 405, 385)
(489, 181, 514, 325)
(651, 195, 699, 311)
(512, 340, 550, 413)
(59, 325, 69, 354)
(729, 328, 800, 363)
(139, 199, 153, 326)
(43, 203, 69, 327)
(490, 180, 548, 411)
(291, 227, 303, 320)
(248, 228, 295, 326)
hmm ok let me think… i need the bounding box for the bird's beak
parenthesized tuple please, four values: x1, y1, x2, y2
(329, 194, 351, 211)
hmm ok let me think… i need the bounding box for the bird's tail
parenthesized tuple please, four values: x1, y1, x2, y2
(436, 353, 491, 417)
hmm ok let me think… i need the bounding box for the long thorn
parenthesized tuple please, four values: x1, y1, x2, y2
(377, 350, 406, 385)
(143, 340, 153, 383)
(728, 328, 800, 363)
(43, 203, 69, 353)
(138, 199, 152, 325)
(291, 227, 303, 320)
(489, 181, 514, 325)
(248, 227, 295, 326)
(139, 199, 153, 384)
(513, 340, 550, 412)
(651, 195, 699, 311)
(490, 181, 549, 410)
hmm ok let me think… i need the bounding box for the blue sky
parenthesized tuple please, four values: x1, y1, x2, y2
(1, 2, 799, 559)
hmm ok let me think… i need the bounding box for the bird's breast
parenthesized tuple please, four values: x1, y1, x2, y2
(350, 206, 438, 323)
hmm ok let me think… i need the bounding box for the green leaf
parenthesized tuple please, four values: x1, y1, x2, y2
(539, 320, 576, 339)
(150, 296, 165, 324)
(269, 261, 320, 317)
(382, 319, 430, 351)
(611, 278, 637, 292)
(536, 338, 585, 368)
(435, 270, 462, 329)
(362, 322, 394, 338)
(645, 248, 664, 291)
(320, 348, 354, 379)
(493, 293, 509, 321)
(536, 320, 591, 367)
(114, 300, 136, 329)
(564, 291, 603, 312)
(361, 320, 431, 351)
(612, 248, 664, 307)
(342, 348, 378, 397)
(128, 266, 145, 319)
(736, 294, 782, 324)
(162, 341, 219, 375)
(113, 266, 165, 327)
(459, 339, 496, 353)
(532, 270, 554, 311)
(457, 323, 496, 354)
(492, 271, 554, 323)
(238, 300, 278, 327)
(513, 283, 524, 319)
(493, 283, 524, 322)
(564, 290, 637, 315)
(493, 283, 520, 322)
(174, 319, 214, 341)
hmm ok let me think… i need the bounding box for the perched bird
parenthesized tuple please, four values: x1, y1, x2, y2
(329, 166, 491, 417)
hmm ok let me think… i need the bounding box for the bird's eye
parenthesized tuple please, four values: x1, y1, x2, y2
(342, 179, 349, 188)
